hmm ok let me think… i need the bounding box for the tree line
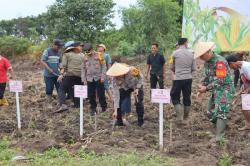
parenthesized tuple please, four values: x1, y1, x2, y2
(0, 0, 182, 57)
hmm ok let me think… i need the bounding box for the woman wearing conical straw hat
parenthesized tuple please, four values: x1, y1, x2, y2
(107, 63, 144, 127)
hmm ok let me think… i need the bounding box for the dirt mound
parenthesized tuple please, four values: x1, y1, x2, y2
(0, 59, 249, 165)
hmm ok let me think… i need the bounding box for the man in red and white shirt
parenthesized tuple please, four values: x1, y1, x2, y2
(0, 55, 16, 106)
(226, 55, 250, 137)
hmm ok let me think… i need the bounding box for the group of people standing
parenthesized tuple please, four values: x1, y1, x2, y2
(41, 40, 109, 115)
(0, 37, 249, 142)
(169, 39, 249, 142)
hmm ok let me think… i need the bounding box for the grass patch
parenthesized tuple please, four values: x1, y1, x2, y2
(0, 137, 17, 165)
(0, 138, 175, 166)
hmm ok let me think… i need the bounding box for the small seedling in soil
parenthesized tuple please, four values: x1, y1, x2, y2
(217, 153, 233, 166)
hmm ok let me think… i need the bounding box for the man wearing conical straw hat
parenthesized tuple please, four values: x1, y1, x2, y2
(194, 42, 235, 143)
(107, 63, 144, 127)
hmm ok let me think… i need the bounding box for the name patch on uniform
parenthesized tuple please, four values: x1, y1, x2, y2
(216, 61, 227, 78)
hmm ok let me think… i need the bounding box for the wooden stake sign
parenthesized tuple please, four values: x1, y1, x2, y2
(151, 89, 170, 151)
(9, 80, 23, 130)
(74, 85, 87, 138)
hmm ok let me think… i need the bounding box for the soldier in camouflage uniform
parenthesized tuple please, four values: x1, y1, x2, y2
(107, 63, 144, 127)
(194, 42, 235, 141)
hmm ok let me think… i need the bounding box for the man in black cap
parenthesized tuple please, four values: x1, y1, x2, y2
(170, 38, 196, 123)
(81, 43, 107, 115)
(41, 39, 63, 109)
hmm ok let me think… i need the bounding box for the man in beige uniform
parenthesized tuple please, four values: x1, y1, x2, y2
(81, 43, 107, 116)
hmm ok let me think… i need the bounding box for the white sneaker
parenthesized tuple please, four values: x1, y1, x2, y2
(122, 119, 130, 126)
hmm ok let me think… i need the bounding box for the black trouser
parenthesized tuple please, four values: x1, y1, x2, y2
(170, 79, 192, 106)
(62, 76, 82, 107)
(150, 73, 164, 89)
(117, 88, 144, 126)
(234, 69, 243, 88)
(58, 82, 66, 106)
(87, 79, 107, 111)
(0, 83, 6, 99)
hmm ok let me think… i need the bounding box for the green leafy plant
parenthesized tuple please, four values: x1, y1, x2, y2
(218, 153, 233, 166)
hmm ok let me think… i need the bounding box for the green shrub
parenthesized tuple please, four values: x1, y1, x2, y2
(0, 36, 31, 57)
(28, 40, 50, 60)
(116, 40, 136, 56)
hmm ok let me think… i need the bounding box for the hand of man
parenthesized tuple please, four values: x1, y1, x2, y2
(48, 68, 54, 74)
(171, 73, 175, 80)
(163, 74, 166, 80)
(133, 89, 139, 96)
(198, 85, 207, 93)
(241, 75, 247, 83)
(100, 78, 104, 83)
(57, 75, 63, 82)
(196, 92, 204, 102)
(83, 81, 87, 85)
(145, 74, 148, 80)
(112, 110, 117, 119)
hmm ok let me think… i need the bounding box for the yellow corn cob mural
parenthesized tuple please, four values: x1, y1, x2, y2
(183, 0, 250, 52)
(217, 7, 246, 20)
(235, 32, 250, 50)
(230, 18, 240, 46)
(216, 29, 231, 51)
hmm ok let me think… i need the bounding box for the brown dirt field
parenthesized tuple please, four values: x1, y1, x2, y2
(0, 57, 250, 166)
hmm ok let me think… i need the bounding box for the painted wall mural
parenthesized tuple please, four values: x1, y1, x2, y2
(182, 0, 250, 52)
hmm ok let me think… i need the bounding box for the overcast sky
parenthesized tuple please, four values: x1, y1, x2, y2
(0, 0, 137, 28)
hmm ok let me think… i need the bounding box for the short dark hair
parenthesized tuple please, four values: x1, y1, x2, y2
(178, 38, 188, 45)
(225, 55, 238, 64)
(53, 39, 63, 47)
(151, 42, 158, 48)
(83, 43, 93, 52)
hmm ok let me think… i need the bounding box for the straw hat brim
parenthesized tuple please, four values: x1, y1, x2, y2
(64, 46, 75, 53)
(194, 42, 215, 59)
(106, 63, 130, 77)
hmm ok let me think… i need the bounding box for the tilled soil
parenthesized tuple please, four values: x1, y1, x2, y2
(0, 58, 250, 166)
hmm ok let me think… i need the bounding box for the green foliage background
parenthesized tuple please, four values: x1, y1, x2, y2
(0, 0, 182, 58)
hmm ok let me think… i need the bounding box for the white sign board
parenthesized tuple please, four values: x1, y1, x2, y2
(9, 80, 23, 92)
(74, 85, 87, 98)
(74, 85, 88, 138)
(151, 89, 170, 104)
(242, 94, 250, 110)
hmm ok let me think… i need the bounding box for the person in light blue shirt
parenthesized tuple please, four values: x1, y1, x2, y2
(40, 39, 63, 109)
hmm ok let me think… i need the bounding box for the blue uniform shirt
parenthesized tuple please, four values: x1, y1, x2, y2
(41, 48, 61, 77)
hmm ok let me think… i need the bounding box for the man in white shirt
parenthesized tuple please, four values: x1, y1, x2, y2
(226, 55, 250, 136)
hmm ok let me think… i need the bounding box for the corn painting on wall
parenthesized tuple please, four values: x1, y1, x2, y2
(182, 0, 250, 52)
